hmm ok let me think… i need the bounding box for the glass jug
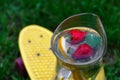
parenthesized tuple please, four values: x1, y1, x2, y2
(51, 13, 107, 80)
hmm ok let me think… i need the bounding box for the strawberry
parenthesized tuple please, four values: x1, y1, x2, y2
(72, 44, 93, 60)
(68, 29, 86, 44)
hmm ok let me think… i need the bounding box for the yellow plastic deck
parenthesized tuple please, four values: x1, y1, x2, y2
(18, 25, 105, 80)
(19, 25, 56, 80)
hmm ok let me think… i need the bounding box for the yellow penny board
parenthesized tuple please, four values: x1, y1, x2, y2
(18, 25, 105, 80)
(18, 25, 56, 80)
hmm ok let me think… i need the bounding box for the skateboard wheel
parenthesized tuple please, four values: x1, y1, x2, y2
(16, 57, 27, 77)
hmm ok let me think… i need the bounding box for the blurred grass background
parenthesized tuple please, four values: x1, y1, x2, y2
(0, 0, 120, 80)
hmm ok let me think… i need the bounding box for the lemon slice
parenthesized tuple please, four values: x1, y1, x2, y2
(58, 37, 67, 54)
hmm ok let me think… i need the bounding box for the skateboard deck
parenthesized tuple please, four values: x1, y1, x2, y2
(18, 25, 105, 80)
(18, 25, 56, 80)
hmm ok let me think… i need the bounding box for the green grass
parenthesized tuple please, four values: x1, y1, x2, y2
(0, 0, 120, 80)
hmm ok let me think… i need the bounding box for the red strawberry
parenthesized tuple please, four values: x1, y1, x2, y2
(72, 44, 93, 60)
(68, 29, 86, 44)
